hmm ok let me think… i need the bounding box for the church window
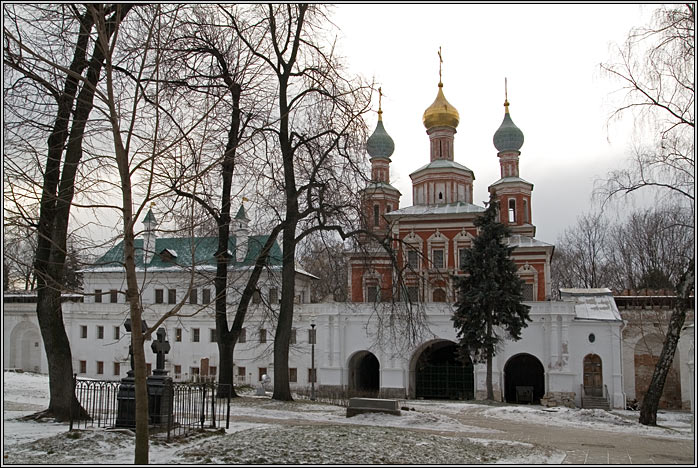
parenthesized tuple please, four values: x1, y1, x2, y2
(175, 328, 182, 342)
(522, 283, 535, 301)
(459, 248, 468, 270)
(114, 326, 120, 340)
(439, 192, 443, 200)
(387, 204, 392, 213)
(373, 204, 380, 227)
(168, 289, 176, 304)
(269, 287, 279, 304)
(508, 199, 516, 224)
(289, 368, 297, 383)
(96, 361, 104, 375)
(252, 289, 262, 304)
(80, 325, 87, 339)
(210, 328, 217, 343)
(192, 328, 200, 342)
(308, 368, 317, 383)
(407, 250, 419, 269)
(189, 288, 197, 305)
(110, 289, 118, 303)
(79, 360, 87, 374)
(407, 286, 419, 302)
(95, 289, 102, 303)
(259, 328, 267, 343)
(114, 362, 121, 376)
(367, 284, 380, 303)
(202, 288, 211, 304)
(432, 249, 444, 269)
(155, 289, 164, 304)
(97, 326, 104, 339)
(523, 199, 529, 223)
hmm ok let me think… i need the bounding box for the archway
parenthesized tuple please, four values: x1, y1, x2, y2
(10, 322, 43, 373)
(504, 353, 545, 404)
(583, 354, 603, 397)
(348, 351, 380, 396)
(412, 340, 473, 400)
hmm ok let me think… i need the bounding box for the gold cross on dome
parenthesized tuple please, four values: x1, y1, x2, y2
(438, 47, 443, 84)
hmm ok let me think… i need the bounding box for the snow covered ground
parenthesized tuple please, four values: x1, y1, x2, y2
(2, 371, 693, 464)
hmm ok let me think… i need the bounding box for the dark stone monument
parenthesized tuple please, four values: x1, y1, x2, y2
(115, 318, 147, 428)
(147, 327, 173, 425)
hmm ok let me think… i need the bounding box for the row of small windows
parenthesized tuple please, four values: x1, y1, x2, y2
(80, 324, 314, 345)
(93, 287, 286, 305)
(77, 360, 316, 384)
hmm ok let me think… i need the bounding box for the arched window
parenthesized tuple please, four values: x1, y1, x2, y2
(373, 204, 380, 227)
(508, 198, 516, 224)
(523, 199, 529, 223)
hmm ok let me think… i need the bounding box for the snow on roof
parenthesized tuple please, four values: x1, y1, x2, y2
(386, 201, 485, 217)
(506, 234, 553, 249)
(559, 288, 622, 322)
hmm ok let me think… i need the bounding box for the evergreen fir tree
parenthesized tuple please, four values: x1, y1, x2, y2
(452, 193, 531, 400)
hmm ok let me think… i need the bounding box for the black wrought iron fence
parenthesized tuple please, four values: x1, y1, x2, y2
(70, 376, 230, 441)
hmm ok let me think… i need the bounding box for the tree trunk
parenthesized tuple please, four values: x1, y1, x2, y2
(639, 264, 694, 425)
(33, 5, 131, 421)
(273, 218, 297, 401)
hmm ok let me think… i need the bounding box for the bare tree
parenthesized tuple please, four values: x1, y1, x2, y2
(598, 4, 694, 426)
(230, 4, 373, 401)
(3, 3, 133, 421)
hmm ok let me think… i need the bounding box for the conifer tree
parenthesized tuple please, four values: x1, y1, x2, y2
(452, 193, 531, 400)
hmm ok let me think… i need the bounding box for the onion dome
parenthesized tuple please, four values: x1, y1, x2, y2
(366, 89, 395, 159)
(422, 82, 459, 129)
(366, 115, 395, 159)
(493, 98, 524, 152)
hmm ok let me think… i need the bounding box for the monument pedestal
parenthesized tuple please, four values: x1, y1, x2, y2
(115, 373, 136, 428)
(147, 370, 173, 425)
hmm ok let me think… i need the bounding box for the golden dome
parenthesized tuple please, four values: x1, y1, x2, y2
(422, 83, 459, 129)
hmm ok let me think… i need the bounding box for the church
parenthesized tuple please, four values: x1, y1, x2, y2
(6, 73, 644, 410)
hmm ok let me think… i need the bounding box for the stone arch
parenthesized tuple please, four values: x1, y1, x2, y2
(409, 339, 473, 400)
(503, 353, 545, 404)
(9, 321, 43, 373)
(347, 350, 380, 396)
(634, 333, 682, 408)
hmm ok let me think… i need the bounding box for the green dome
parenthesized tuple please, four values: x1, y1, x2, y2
(493, 111, 524, 152)
(366, 120, 395, 159)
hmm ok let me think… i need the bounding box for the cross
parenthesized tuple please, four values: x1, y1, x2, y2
(504, 77, 510, 112)
(151, 327, 171, 371)
(378, 87, 383, 119)
(438, 46, 443, 84)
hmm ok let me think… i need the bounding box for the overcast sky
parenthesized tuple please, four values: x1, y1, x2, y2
(329, 3, 656, 244)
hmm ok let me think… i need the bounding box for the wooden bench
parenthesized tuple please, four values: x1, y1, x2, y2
(346, 397, 401, 417)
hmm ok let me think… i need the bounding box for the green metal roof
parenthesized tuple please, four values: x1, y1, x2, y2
(143, 208, 157, 224)
(90, 235, 282, 270)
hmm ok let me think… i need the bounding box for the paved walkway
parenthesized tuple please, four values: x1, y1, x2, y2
(450, 406, 694, 465)
(227, 403, 694, 465)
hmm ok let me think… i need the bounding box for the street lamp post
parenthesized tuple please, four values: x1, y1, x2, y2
(310, 319, 316, 401)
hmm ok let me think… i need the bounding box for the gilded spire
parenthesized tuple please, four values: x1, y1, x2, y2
(438, 46, 443, 86)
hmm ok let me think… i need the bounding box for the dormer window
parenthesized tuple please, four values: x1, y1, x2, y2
(160, 248, 178, 262)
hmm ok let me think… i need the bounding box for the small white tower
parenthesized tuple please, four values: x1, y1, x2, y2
(142, 204, 158, 265)
(233, 203, 250, 263)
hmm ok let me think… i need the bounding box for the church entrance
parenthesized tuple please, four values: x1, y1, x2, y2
(583, 354, 603, 397)
(504, 353, 545, 404)
(348, 351, 380, 396)
(412, 340, 473, 400)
